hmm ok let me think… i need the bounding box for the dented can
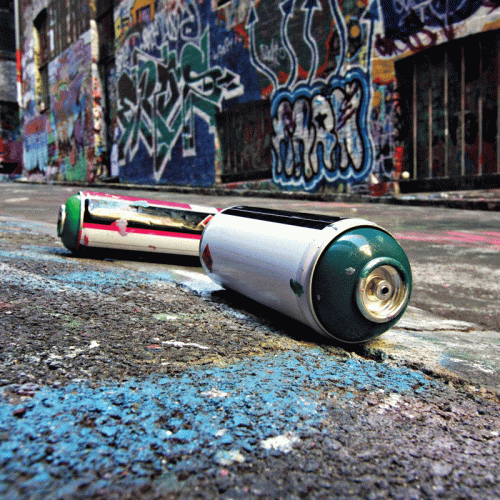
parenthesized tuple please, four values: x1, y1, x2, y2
(199, 206, 412, 343)
(57, 191, 218, 256)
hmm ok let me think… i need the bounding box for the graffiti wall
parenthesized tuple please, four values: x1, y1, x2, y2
(112, 0, 375, 188)
(22, 28, 93, 181)
(48, 32, 93, 181)
(248, 0, 374, 190)
(113, 0, 255, 185)
(21, 33, 43, 173)
(19, 0, 500, 188)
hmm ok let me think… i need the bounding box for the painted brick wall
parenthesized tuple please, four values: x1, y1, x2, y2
(18, 0, 500, 190)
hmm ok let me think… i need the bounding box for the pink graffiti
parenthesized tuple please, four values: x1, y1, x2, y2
(393, 231, 500, 247)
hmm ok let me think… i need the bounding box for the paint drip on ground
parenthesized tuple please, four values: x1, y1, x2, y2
(0, 246, 223, 297)
(0, 349, 435, 498)
(0, 257, 178, 297)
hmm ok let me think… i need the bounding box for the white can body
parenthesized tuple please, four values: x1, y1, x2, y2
(199, 207, 378, 336)
(80, 224, 203, 256)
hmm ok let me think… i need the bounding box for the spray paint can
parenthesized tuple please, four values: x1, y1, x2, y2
(57, 191, 218, 256)
(199, 206, 412, 343)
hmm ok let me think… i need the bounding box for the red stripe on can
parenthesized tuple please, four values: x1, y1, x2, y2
(82, 223, 202, 240)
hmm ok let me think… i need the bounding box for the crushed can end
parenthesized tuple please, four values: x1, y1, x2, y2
(57, 194, 82, 252)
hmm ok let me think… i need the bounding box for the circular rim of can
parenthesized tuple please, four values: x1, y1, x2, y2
(58, 191, 85, 252)
(355, 256, 411, 324)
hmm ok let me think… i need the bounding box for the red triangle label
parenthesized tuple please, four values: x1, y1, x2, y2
(201, 244, 213, 273)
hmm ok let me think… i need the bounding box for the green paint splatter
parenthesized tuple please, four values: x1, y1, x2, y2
(290, 279, 304, 297)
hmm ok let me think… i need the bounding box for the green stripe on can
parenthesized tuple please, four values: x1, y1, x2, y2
(311, 227, 412, 343)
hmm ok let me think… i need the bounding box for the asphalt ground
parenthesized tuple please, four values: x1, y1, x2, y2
(0, 182, 499, 499)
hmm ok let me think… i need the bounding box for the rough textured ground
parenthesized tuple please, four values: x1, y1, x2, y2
(0, 218, 499, 500)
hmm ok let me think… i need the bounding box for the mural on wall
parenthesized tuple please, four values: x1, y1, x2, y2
(370, 81, 404, 183)
(22, 35, 46, 173)
(378, 0, 484, 45)
(21, 25, 92, 181)
(23, 114, 48, 173)
(114, 0, 253, 185)
(103, 0, 500, 188)
(49, 32, 92, 181)
(244, 0, 374, 191)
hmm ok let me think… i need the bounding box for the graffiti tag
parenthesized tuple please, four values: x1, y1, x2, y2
(23, 115, 48, 172)
(117, 29, 243, 182)
(381, 0, 482, 39)
(272, 69, 372, 190)
(259, 39, 287, 67)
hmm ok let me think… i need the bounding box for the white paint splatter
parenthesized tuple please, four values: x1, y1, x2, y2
(214, 449, 245, 465)
(447, 358, 495, 374)
(46, 353, 62, 362)
(154, 314, 178, 321)
(377, 393, 402, 412)
(115, 218, 128, 237)
(67, 347, 85, 358)
(162, 340, 209, 350)
(4, 197, 30, 203)
(260, 433, 299, 453)
(173, 270, 213, 281)
(201, 388, 229, 398)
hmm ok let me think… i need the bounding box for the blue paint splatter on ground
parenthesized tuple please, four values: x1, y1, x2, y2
(0, 349, 434, 497)
(0, 247, 177, 295)
(0, 239, 217, 293)
(0, 247, 69, 264)
(53, 269, 170, 290)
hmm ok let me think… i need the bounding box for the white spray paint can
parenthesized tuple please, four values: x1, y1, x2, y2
(199, 206, 412, 343)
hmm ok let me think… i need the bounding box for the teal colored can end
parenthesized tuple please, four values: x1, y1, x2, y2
(312, 227, 412, 343)
(57, 193, 82, 252)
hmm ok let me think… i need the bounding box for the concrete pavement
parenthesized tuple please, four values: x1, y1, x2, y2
(371, 306, 500, 392)
(3, 179, 500, 393)
(12, 177, 500, 211)
(395, 188, 500, 212)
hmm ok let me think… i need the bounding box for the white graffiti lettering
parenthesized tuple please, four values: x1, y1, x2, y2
(272, 76, 369, 189)
(259, 39, 288, 67)
(332, 80, 364, 172)
(273, 95, 340, 182)
(212, 36, 235, 61)
(393, 0, 471, 28)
